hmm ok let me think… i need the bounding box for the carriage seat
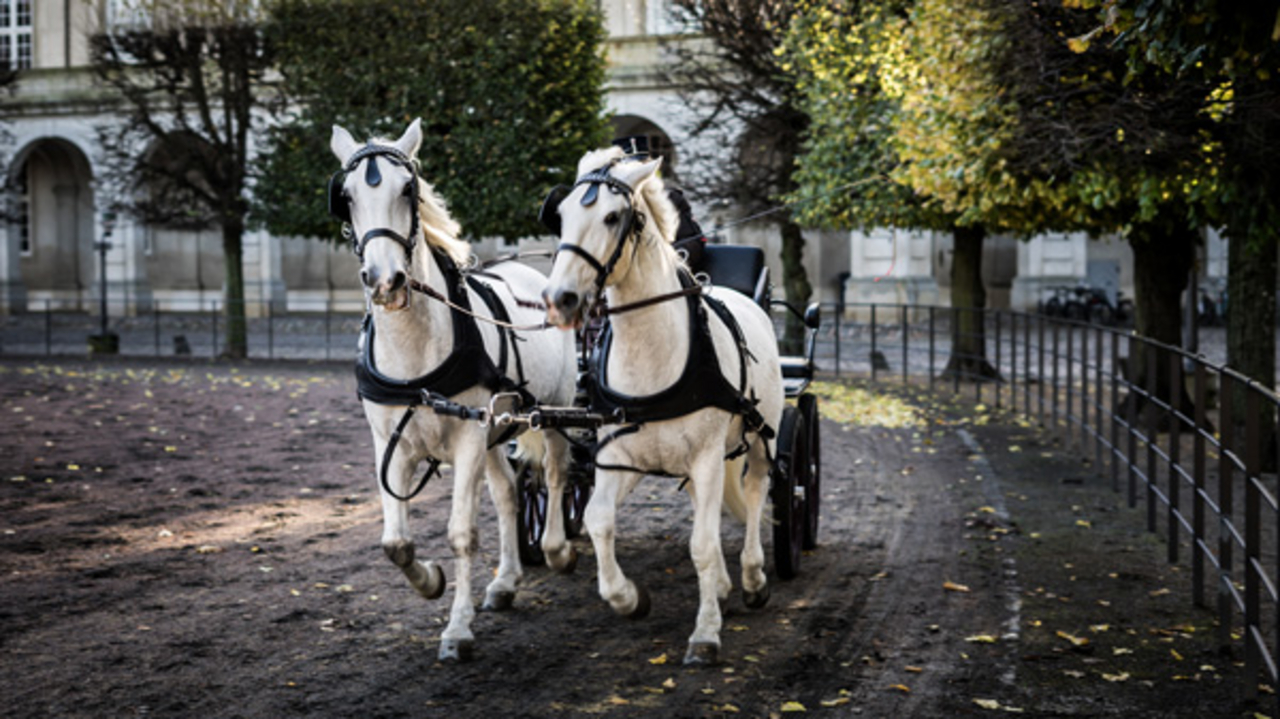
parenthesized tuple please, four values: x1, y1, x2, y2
(700, 244, 770, 308)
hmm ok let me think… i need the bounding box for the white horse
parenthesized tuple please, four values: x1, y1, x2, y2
(541, 148, 785, 665)
(331, 120, 577, 661)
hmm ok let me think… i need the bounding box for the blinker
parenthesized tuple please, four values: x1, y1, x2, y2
(366, 156, 382, 187)
(581, 182, 600, 206)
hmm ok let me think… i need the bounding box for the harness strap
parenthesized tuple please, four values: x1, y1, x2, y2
(378, 406, 442, 502)
(593, 424, 687, 480)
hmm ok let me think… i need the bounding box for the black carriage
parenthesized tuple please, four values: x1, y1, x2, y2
(511, 244, 822, 579)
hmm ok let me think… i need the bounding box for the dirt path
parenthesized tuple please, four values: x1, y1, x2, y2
(0, 358, 1255, 717)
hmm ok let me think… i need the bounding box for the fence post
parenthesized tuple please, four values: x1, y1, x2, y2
(1192, 361, 1207, 608)
(1066, 323, 1075, 448)
(1095, 325, 1104, 471)
(1051, 322, 1059, 433)
(1111, 330, 1121, 494)
(153, 305, 160, 357)
(1217, 374, 1235, 653)
(1167, 351, 1182, 565)
(1244, 387, 1262, 701)
(211, 300, 219, 358)
(1145, 345, 1159, 533)
(44, 301, 52, 356)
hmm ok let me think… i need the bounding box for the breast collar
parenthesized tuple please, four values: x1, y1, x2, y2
(355, 249, 529, 408)
(585, 271, 766, 433)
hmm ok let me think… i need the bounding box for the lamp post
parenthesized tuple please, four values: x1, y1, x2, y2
(89, 212, 118, 354)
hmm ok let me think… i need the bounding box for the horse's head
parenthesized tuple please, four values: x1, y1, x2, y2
(329, 119, 425, 311)
(541, 150, 665, 329)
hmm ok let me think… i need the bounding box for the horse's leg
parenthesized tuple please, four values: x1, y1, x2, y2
(539, 430, 577, 573)
(481, 447, 522, 611)
(684, 467, 733, 603)
(439, 443, 485, 662)
(685, 449, 729, 665)
(740, 438, 771, 609)
(377, 435, 446, 601)
(584, 468, 650, 619)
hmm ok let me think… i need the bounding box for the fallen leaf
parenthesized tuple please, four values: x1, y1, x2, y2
(1171, 649, 1184, 661)
(1113, 647, 1134, 656)
(662, 677, 676, 689)
(781, 700, 807, 712)
(607, 696, 630, 706)
(820, 698, 851, 708)
(966, 634, 999, 644)
(1056, 631, 1089, 647)
(1149, 588, 1171, 598)
(888, 684, 911, 694)
(1075, 519, 1092, 528)
(944, 581, 971, 593)
(905, 665, 924, 673)
(974, 698, 1001, 710)
(1102, 672, 1130, 682)
(716, 704, 740, 713)
(1063, 670, 1085, 679)
(648, 653, 668, 665)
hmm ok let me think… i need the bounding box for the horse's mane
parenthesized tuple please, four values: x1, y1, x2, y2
(414, 176, 471, 266)
(575, 147, 681, 265)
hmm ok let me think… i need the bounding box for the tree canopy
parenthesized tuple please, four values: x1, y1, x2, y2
(254, 0, 611, 242)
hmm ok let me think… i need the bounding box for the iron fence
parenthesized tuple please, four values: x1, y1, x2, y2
(3, 298, 1278, 708)
(826, 303, 1280, 710)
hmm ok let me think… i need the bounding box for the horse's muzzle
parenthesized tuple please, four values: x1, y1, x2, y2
(367, 269, 410, 311)
(543, 287, 587, 330)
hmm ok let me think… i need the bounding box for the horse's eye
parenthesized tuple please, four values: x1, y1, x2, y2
(402, 181, 414, 197)
(604, 211, 620, 226)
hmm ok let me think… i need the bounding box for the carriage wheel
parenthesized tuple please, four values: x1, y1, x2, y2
(772, 406, 806, 580)
(514, 460, 548, 566)
(798, 393, 821, 550)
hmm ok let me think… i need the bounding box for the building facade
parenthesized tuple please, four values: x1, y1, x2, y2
(0, 0, 1221, 320)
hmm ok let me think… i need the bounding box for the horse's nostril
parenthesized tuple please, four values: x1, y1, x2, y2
(390, 271, 407, 292)
(557, 290, 580, 312)
(360, 270, 373, 288)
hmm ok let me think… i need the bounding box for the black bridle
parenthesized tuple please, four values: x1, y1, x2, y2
(552, 163, 648, 296)
(329, 143, 423, 262)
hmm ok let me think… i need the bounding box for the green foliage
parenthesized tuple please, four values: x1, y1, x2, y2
(253, 0, 611, 241)
(784, 0, 1220, 238)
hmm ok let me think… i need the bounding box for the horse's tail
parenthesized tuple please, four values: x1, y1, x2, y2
(721, 455, 749, 524)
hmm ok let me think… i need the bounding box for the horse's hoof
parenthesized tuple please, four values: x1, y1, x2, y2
(438, 638, 475, 663)
(553, 546, 578, 575)
(743, 583, 771, 609)
(482, 589, 516, 612)
(626, 583, 651, 620)
(417, 563, 446, 600)
(683, 642, 719, 666)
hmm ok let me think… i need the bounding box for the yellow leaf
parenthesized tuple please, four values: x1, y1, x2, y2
(820, 698, 851, 707)
(905, 665, 924, 673)
(607, 695, 630, 705)
(1171, 649, 1184, 661)
(1102, 672, 1130, 682)
(717, 704, 740, 713)
(965, 634, 998, 644)
(974, 698, 1001, 710)
(662, 677, 676, 689)
(1056, 631, 1089, 647)
(1150, 588, 1171, 597)
(888, 684, 911, 694)
(943, 581, 971, 593)
(648, 653, 668, 665)
(781, 701, 807, 712)
(1075, 519, 1092, 528)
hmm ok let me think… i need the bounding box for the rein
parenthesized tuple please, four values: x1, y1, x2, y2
(407, 278, 550, 332)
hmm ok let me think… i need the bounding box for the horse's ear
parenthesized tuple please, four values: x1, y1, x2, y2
(395, 119, 424, 161)
(331, 125, 359, 164)
(613, 157, 662, 189)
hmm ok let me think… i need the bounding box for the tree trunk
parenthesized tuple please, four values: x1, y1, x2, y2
(779, 218, 812, 356)
(942, 224, 999, 380)
(1225, 226, 1277, 445)
(1125, 219, 1197, 427)
(222, 219, 248, 359)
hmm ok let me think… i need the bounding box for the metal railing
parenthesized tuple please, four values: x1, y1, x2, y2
(818, 302, 1280, 709)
